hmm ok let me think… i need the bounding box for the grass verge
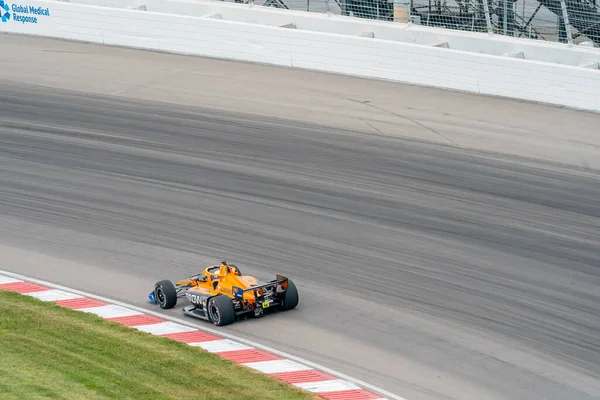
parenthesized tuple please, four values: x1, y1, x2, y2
(0, 289, 319, 400)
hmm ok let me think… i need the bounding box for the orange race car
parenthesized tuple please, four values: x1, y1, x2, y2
(147, 260, 299, 326)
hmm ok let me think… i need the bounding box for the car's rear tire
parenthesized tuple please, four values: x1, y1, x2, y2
(207, 295, 236, 326)
(154, 280, 177, 309)
(279, 278, 299, 311)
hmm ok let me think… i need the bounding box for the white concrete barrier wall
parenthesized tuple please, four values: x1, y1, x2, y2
(48, 0, 600, 67)
(1, 0, 600, 111)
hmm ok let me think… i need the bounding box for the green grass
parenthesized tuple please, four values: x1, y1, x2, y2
(0, 290, 319, 400)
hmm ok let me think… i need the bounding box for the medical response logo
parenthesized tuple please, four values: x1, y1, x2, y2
(1, 2, 50, 24)
(0, 1, 10, 22)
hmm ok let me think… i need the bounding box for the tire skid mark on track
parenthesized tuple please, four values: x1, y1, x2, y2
(0, 272, 395, 400)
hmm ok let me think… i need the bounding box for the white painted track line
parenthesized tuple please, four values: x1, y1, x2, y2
(133, 321, 198, 335)
(0, 276, 23, 285)
(295, 378, 363, 392)
(78, 304, 144, 319)
(243, 359, 313, 374)
(190, 339, 253, 353)
(26, 289, 84, 302)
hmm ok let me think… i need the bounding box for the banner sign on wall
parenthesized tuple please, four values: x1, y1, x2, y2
(1, 0, 50, 24)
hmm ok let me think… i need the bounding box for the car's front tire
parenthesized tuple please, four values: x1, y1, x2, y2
(207, 295, 236, 326)
(154, 280, 177, 309)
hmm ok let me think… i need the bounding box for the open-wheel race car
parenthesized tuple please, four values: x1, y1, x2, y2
(147, 260, 299, 326)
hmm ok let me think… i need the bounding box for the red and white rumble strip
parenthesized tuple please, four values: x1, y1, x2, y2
(0, 273, 393, 400)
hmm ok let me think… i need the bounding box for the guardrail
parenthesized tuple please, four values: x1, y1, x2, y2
(1, 0, 599, 112)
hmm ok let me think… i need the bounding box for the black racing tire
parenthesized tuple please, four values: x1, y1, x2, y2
(279, 278, 299, 311)
(207, 295, 236, 326)
(154, 280, 177, 309)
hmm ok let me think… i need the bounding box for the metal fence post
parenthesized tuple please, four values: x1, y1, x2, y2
(503, 0, 508, 35)
(482, 0, 493, 35)
(559, 0, 574, 45)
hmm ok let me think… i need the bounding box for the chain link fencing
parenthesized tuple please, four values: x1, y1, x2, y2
(219, 0, 600, 47)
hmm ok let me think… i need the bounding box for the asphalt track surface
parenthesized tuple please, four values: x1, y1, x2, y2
(2, 34, 600, 400)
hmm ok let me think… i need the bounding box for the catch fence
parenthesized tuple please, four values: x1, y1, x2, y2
(222, 0, 600, 47)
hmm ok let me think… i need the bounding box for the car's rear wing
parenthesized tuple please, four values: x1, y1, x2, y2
(232, 275, 289, 300)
